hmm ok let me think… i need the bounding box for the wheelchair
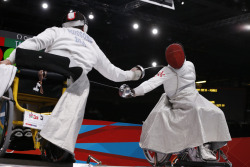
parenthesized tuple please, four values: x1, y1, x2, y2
(0, 48, 80, 162)
(143, 146, 232, 167)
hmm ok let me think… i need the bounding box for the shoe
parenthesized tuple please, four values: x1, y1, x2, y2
(199, 145, 216, 161)
(9, 127, 35, 150)
(9, 127, 23, 150)
(10, 127, 23, 139)
(40, 138, 70, 162)
(12, 127, 23, 137)
(23, 128, 33, 138)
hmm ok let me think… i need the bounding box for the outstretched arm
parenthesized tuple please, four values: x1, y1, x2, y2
(133, 69, 168, 96)
(119, 67, 173, 98)
(94, 44, 143, 82)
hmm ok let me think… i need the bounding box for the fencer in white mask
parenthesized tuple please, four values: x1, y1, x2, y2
(119, 43, 231, 161)
(1, 10, 144, 162)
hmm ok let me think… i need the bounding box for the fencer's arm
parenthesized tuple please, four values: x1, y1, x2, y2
(94, 47, 142, 82)
(119, 74, 165, 98)
(7, 27, 58, 64)
(134, 67, 169, 96)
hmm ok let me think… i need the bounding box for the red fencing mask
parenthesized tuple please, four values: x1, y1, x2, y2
(165, 43, 185, 69)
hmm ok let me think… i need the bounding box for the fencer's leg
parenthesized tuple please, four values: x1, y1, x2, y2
(40, 72, 90, 157)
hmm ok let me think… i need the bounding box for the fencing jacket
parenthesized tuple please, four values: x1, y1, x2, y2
(7, 27, 136, 154)
(134, 61, 231, 154)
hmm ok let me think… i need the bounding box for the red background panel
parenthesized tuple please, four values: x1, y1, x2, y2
(77, 126, 141, 143)
(82, 119, 116, 125)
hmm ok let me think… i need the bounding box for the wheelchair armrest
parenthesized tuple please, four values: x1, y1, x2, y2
(18, 69, 67, 81)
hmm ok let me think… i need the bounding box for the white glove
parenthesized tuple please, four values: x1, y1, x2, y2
(119, 84, 135, 98)
(130, 65, 145, 80)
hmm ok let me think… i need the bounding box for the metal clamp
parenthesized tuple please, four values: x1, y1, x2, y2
(0, 95, 15, 104)
(87, 155, 102, 165)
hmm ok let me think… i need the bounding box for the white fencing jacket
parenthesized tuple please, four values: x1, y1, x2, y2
(8, 27, 135, 81)
(7, 27, 136, 154)
(134, 61, 231, 154)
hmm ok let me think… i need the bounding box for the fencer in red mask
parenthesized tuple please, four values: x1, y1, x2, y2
(119, 43, 231, 161)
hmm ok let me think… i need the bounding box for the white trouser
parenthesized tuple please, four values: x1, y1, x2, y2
(40, 72, 90, 155)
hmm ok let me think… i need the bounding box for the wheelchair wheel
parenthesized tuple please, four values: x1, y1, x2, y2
(143, 149, 171, 166)
(0, 88, 14, 157)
